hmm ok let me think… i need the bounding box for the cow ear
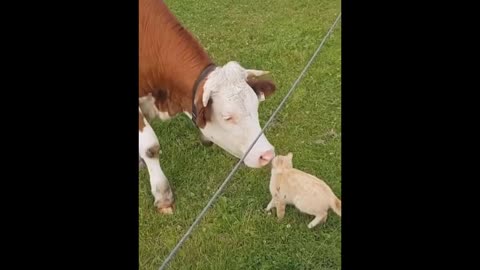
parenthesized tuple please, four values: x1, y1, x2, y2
(202, 84, 213, 107)
(196, 98, 213, 129)
(245, 69, 270, 77)
(247, 78, 276, 101)
(194, 82, 214, 128)
(245, 69, 276, 101)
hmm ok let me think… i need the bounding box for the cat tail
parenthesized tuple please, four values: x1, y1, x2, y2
(330, 196, 341, 217)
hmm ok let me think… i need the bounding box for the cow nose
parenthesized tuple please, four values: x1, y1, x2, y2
(259, 150, 275, 166)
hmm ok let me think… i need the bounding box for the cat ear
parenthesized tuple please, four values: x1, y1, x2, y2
(287, 152, 293, 160)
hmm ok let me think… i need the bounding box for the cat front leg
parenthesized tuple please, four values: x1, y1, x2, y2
(265, 199, 275, 212)
(275, 201, 286, 220)
(308, 211, 328, 229)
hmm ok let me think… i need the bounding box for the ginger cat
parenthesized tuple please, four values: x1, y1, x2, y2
(265, 153, 341, 228)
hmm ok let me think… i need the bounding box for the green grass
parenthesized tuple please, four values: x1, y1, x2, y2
(139, 0, 341, 269)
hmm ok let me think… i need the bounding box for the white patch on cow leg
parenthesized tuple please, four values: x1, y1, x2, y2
(139, 94, 171, 121)
(139, 114, 174, 212)
(157, 110, 171, 120)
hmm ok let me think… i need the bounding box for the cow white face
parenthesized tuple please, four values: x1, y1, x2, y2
(194, 61, 276, 168)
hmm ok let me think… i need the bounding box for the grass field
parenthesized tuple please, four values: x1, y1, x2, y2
(139, 0, 341, 269)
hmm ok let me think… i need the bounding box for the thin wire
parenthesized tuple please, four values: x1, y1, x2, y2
(158, 12, 341, 270)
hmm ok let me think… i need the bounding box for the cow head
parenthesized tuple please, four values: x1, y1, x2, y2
(194, 61, 277, 168)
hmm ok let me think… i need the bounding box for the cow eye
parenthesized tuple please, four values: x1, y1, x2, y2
(223, 116, 233, 121)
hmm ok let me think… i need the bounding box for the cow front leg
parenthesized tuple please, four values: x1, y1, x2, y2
(139, 110, 174, 214)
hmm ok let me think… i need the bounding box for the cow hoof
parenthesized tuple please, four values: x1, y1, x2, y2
(157, 206, 174, 214)
(199, 134, 213, 147)
(155, 199, 175, 214)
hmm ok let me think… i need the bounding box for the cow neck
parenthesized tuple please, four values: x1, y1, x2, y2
(139, 0, 215, 119)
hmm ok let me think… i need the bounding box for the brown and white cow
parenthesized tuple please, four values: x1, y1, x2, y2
(139, 0, 277, 213)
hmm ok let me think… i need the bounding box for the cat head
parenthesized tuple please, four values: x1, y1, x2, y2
(271, 152, 293, 169)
